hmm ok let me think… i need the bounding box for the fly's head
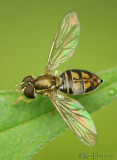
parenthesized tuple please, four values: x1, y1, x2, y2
(21, 76, 37, 99)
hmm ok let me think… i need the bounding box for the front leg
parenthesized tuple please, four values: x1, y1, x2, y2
(13, 95, 34, 105)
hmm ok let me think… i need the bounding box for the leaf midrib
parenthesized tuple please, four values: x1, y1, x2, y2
(0, 109, 55, 134)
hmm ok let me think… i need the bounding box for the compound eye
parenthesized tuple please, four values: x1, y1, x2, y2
(23, 76, 34, 83)
(24, 84, 35, 99)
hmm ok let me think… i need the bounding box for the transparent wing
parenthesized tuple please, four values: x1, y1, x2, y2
(48, 90, 97, 146)
(45, 12, 80, 73)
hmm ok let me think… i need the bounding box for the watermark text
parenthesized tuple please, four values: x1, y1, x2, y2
(79, 152, 113, 159)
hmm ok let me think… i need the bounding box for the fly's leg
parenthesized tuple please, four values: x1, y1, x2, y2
(46, 91, 56, 116)
(52, 108, 56, 116)
(13, 96, 34, 105)
(54, 70, 58, 76)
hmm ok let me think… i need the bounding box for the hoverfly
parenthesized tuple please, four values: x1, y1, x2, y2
(14, 12, 103, 146)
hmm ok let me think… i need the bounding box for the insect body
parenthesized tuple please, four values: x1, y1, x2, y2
(15, 12, 103, 146)
(21, 69, 102, 98)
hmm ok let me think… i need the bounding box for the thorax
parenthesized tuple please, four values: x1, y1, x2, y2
(34, 74, 62, 92)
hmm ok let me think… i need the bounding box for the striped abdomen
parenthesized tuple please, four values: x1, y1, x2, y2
(59, 69, 103, 95)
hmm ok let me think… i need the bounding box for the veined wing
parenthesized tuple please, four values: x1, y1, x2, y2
(48, 90, 97, 146)
(45, 12, 80, 73)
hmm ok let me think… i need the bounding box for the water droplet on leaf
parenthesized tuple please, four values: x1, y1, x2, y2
(108, 88, 116, 96)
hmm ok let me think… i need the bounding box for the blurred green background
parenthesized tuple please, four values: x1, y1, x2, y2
(0, 0, 117, 160)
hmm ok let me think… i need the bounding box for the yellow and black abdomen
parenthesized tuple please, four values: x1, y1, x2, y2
(59, 69, 103, 95)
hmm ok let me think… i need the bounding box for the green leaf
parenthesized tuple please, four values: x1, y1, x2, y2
(0, 66, 117, 160)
